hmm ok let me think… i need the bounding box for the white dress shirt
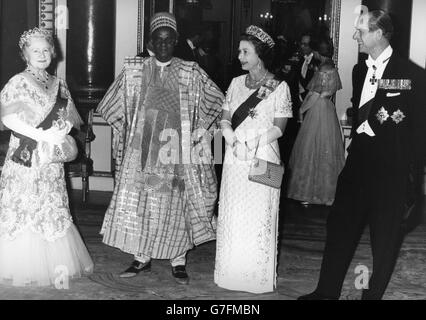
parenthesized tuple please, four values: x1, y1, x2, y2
(186, 39, 196, 50)
(301, 52, 314, 79)
(155, 58, 171, 80)
(356, 45, 393, 136)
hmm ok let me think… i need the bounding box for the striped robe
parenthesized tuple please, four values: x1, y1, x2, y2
(97, 57, 224, 259)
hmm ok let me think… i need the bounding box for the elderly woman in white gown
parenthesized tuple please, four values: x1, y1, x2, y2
(0, 28, 93, 287)
(214, 25, 293, 294)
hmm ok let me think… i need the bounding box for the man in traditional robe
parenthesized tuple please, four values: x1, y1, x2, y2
(97, 12, 224, 285)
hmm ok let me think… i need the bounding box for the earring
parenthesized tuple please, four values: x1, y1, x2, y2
(256, 61, 261, 71)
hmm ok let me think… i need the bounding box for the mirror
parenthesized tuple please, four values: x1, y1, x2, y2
(269, 0, 341, 66)
(41, 0, 342, 81)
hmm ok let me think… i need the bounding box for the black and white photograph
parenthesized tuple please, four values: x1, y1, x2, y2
(0, 0, 425, 309)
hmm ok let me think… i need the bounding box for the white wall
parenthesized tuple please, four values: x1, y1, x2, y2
(115, 0, 139, 76)
(410, 0, 426, 68)
(335, 0, 362, 120)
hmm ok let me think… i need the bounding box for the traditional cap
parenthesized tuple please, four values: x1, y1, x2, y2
(246, 25, 275, 48)
(18, 27, 53, 50)
(150, 12, 177, 34)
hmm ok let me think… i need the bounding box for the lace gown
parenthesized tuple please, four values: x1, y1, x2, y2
(0, 74, 94, 287)
(214, 76, 293, 293)
(287, 66, 345, 205)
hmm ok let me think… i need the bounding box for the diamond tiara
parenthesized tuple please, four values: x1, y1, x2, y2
(246, 25, 275, 48)
(18, 27, 53, 50)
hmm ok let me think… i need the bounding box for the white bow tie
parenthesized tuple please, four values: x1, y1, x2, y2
(365, 58, 375, 69)
(365, 56, 390, 69)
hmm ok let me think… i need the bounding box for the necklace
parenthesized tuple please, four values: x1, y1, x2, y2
(246, 70, 268, 89)
(25, 68, 50, 90)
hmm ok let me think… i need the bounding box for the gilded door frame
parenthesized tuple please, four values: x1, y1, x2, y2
(137, 0, 175, 53)
(330, 0, 342, 67)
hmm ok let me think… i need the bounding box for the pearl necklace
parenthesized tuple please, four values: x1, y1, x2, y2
(25, 68, 50, 90)
(245, 70, 268, 89)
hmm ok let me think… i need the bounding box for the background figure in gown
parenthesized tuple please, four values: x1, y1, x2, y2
(0, 28, 93, 286)
(287, 38, 345, 206)
(215, 25, 292, 294)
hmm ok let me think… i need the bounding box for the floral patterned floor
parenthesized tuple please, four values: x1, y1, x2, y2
(0, 192, 425, 300)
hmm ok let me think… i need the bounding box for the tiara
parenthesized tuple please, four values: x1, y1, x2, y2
(246, 25, 275, 48)
(18, 27, 53, 50)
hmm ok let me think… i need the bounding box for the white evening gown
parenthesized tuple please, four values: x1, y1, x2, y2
(0, 74, 94, 287)
(214, 76, 292, 293)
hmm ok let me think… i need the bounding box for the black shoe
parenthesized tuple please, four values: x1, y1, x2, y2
(119, 260, 151, 278)
(300, 201, 311, 207)
(171, 265, 189, 285)
(297, 291, 336, 300)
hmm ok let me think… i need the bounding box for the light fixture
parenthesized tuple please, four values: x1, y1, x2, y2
(260, 12, 273, 19)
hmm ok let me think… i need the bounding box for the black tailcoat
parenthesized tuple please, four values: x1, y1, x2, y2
(314, 53, 426, 300)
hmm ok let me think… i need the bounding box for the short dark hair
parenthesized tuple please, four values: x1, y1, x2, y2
(240, 34, 275, 71)
(368, 10, 394, 41)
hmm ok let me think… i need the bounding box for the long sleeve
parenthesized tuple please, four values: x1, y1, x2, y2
(96, 68, 127, 170)
(195, 64, 225, 136)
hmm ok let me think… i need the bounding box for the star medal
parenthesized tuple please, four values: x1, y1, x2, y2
(376, 107, 389, 124)
(248, 107, 257, 119)
(391, 109, 405, 124)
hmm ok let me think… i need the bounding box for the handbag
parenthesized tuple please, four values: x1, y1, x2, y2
(248, 141, 284, 189)
(37, 135, 78, 165)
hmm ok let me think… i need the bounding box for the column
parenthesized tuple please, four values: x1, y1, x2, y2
(66, 0, 116, 109)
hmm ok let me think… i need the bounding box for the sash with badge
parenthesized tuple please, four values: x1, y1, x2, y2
(231, 79, 284, 189)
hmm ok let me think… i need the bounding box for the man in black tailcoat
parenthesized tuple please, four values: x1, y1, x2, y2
(298, 10, 426, 300)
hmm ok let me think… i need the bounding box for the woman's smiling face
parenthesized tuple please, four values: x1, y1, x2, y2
(23, 37, 53, 70)
(238, 40, 260, 72)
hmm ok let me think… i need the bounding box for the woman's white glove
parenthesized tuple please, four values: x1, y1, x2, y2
(38, 127, 67, 145)
(2, 113, 65, 144)
(221, 125, 237, 146)
(233, 141, 253, 161)
(64, 120, 73, 134)
(245, 126, 283, 150)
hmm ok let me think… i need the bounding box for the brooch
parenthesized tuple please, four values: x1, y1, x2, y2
(376, 107, 389, 124)
(20, 145, 31, 163)
(391, 109, 405, 124)
(248, 107, 257, 119)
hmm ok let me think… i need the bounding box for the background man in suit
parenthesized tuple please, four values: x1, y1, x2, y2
(174, 26, 204, 63)
(298, 33, 320, 104)
(298, 10, 426, 300)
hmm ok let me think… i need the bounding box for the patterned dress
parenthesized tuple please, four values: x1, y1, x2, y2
(98, 57, 224, 260)
(287, 65, 345, 205)
(0, 73, 94, 287)
(214, 76, 293, 294)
